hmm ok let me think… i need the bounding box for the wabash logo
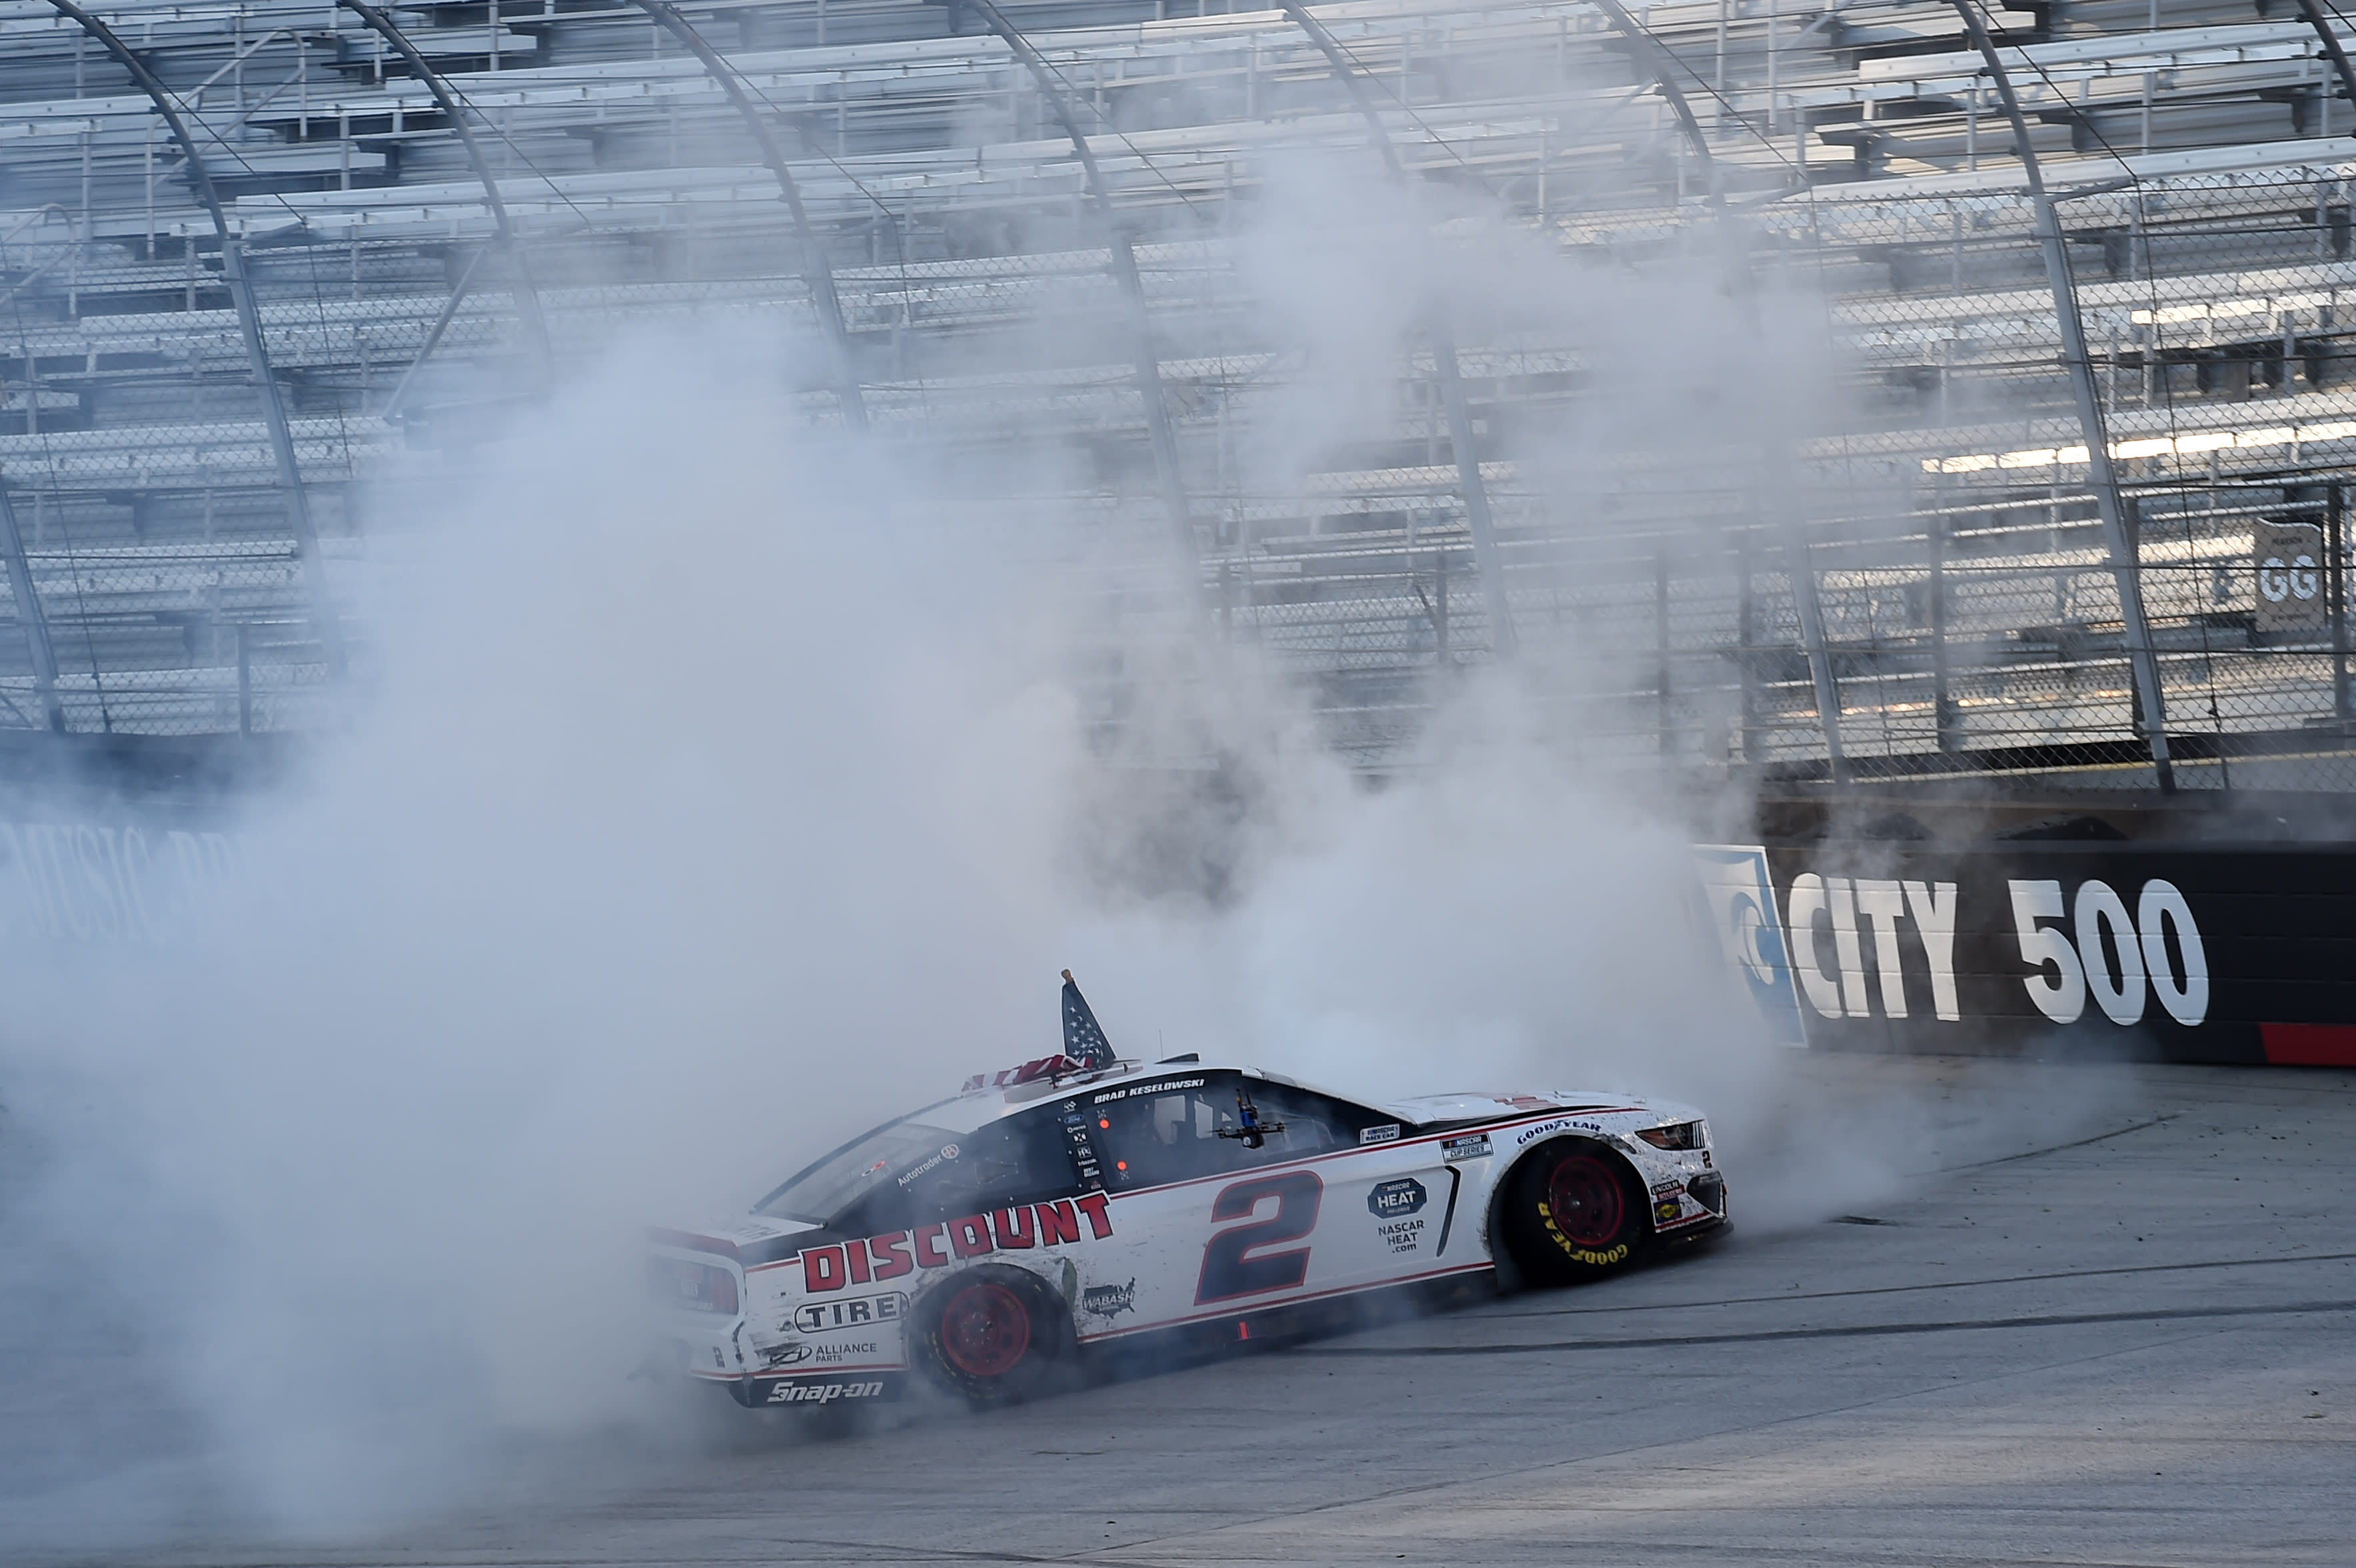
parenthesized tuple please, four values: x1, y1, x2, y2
(802, 1196, 1115, 1294)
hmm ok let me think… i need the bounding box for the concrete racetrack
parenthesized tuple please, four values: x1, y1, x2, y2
(8, 1055, 2353, 1566)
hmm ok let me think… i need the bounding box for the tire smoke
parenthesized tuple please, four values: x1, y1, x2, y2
(0, 149, 2081, 1555)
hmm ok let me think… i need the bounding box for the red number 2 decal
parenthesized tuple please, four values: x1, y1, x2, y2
(1194, 1170, 1323, 1304)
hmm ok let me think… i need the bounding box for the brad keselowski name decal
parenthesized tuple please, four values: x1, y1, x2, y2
(801, 1195, 1115, 1292)
(1091, 1077, 1205, 1104)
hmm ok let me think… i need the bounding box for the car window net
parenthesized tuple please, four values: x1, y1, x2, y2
(1099, 1079, 1349, 1187)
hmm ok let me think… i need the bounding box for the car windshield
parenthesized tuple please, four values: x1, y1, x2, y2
(752, 1122, 964, 1225)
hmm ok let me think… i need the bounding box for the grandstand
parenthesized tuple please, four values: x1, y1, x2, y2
(1, 0, 2354, 791)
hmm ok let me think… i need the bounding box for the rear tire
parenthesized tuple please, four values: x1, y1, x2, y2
(914, 1267, 1069, 1407)
(1502, 1139, 1647, 1288)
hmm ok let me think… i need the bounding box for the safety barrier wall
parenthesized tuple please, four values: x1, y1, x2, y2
(1698, 839, 2356, 1065)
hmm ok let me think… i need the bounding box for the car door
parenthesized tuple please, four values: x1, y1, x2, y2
(1253, 1082, 1468, 1289)
(1081, 1070, 1456, 1337)
(1239, 1078, 1468, 1291)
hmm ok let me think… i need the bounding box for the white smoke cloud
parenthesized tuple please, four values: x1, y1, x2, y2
(0, 133, 2022, 1554)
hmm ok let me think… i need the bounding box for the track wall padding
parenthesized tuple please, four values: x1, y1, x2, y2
(1740, 844, 2356, 1066)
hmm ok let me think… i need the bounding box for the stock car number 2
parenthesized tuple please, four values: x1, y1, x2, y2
(1194, 1170, 1323, 1304)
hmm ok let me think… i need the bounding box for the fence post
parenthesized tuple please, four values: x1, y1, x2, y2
(1435, 550, 1450, 663)
(236, 621, 252, 737)
(1785, 517, 1849, 783)
(1737, 531, 1760, 765)
(1931, 504, 1956, 753)
(2331, 483, 2351, 721)
(0, 478, 63, 731)
(1429, 322, 1517, 658)
(1656, 546, 1673, 755)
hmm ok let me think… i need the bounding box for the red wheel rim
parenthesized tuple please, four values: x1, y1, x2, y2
(937, 1282, 1031, 1377)
(1545, 1154, 1624, 1248)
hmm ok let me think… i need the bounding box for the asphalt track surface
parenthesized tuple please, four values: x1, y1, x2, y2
(9, 1055, 2355, 1565)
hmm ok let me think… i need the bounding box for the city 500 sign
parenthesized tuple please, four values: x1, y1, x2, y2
(2006, 877, 2207, 1026)
(1779, 870, 2206, 1028)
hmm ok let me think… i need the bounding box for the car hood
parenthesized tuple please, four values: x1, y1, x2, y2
(1383, 1090, 1668, 1126)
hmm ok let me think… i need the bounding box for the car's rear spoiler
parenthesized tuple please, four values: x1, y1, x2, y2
(646, 1227, 741, 1260)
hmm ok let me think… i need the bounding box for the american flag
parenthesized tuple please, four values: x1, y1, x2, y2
(1060, 969, 1114, 1068)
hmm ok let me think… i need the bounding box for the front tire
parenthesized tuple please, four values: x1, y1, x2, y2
(914, 1267, 1069, 1407)
(1502, 1139, 1647, 1288)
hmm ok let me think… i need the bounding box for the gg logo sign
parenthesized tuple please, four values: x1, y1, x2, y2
(2254, 520, 2327, 633)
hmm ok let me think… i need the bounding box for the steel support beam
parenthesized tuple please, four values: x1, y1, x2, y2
(0, 480, 63, 731)
(2295, 0, 2356, 113)
(378, 243, 489, 418)
(1276, 0, 1514, 656)
(1590, 0, 1852, 778)
(962, 0, 1202, 618)
(1952, 0, 2175, 789)
(1275, 1, 1406, 179)
(45, 0, 348, 679)
(624, 0, 867, 429)
(1587, 0, 1719, 197)
(336, 0, 552, 384)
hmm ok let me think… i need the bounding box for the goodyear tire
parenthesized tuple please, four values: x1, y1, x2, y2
(914, 1266, 1070, 1407)
(1502, 1139, 1648, 1288)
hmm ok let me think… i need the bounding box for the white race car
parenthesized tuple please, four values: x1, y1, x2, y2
(648, 977, 1728, 1411)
